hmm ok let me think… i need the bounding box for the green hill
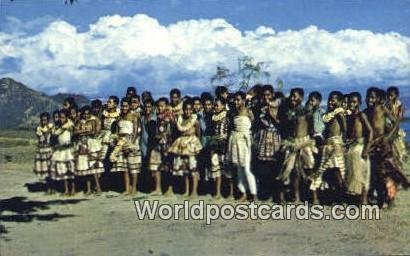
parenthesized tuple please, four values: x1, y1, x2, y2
(0, 77, 89, 129)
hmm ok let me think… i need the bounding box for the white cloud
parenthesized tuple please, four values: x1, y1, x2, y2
(0, 14, 409, 96)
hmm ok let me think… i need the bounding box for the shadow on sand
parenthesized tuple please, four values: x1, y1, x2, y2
(0, 196, 88, 240)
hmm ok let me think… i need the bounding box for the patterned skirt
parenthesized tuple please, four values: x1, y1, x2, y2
(33, 146, 52, 178)
(345, 141, 370, 195)
(75, 137, 104, 176)
(50, 146, 75, 181)
(310, 136, 345, 190)
(256, 129, 281, 161)
(172, 155, 199, 177)
(110, 136, 142, 174)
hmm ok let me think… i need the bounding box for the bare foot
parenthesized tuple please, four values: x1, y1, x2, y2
(189, 193, 198, 199)
(238, 194, 247, 202)
(214, 194, 222, 200)
(164, 188, 174, 197)
(150, 190, 162, 196)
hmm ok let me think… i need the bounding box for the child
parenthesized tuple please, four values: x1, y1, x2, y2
(385, 86, 407, 169)
(309, 91, 346, 204)
(74, 106, 103, 194)
(110, 97, 142, 195)
(149, 98, 175, 195)
(169, 88, 183, 117)
(306, 91, 325, 146)
(50, 109, 76, 196)
(99, 96, 120, 162)
(209, 97, 230, 198)
(168, 100, 203, 197)
(227, 91, 257, 202)
(34, 112, 54, 193)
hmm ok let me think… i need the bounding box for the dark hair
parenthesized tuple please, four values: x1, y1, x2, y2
(131, 94, 141, 102)
(387, 86, 399, 96)
(52, 110, 59, 117)
(214, 97, 227, 105)
(234, 91, 247, 100)
(59, 109, 70, 117)
(40, 112, 50, 120)
(141, 91, 153, 102)
(183, 98, 193, 110)
(215, 86, 228, 97)
(251, 84, 264, 96)
(200, 92, 213, 102)
(290, 87, 304, 98)
(377, 89, 386, 101)
(126, 86, 137, 95)
(349, 92, 362, 105)
(80, 105, 91, 113)
(170, 88, 181, 97)
(108, 95, 119, 105)
(366, 86, 379, 97)
(329, 91, 343, 102)
(262, 84, 274, 94)
(91, 99, 102, 108)
(143, 97, 154, 106)
(308, 91, 322, 102)
(121, 97, 131, 105)
(274, 92, 285, 100)
(192, 96, 201, 103)
(63, 97, 77, 109)
(156, 97, 169, 105)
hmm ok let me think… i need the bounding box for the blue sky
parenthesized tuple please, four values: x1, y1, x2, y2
(0, 0, 409, 99)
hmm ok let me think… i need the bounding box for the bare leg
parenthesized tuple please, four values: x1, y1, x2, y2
(361, 188, 368, 205)
(122, 172, 130, 195)
(94, 174, 101, 193)
(151, 172, 162, 195)
(312, 190, 319, 204)
(163, 173, 174, 196)
(183, 176, 190, 197)
(190, 174, 198, 198)
(63, 180, 69, 196)
(131, 173, 138, 194)
(293, 173, 301, 203)
(227, 179, 234, 199)
(214, 176, 222, 199)
(70, 180, 76, 196)
(86, 178, 92, 195)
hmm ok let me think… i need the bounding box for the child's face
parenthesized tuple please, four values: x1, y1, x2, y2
(81, 110, 91, 120)
(263, 90, 273, 104)
(63, 101, 70, 110)
(388, 91, 397, 102)
(307, 97, 320, 109)
(107, 99, 116, 110)
(193, 100, 202, 113)
(170, 93, 180, 105)
(366, 91, 377, 108)
(59, 113, 67, 124)
(70, 108, 77, 119)
(234, 95, 244, 110)
(131, 98, 140, 110)
(53, 113, 59, 122)
(327, 95, 340, 111)
(203, 100, 213, 113)
(214, 101, 224, 113)
(349, 96, 360, 111)
(290, 91, 302, 107)
(144, 102, 153, 115)
(157, 101, 167, 114)
(183, 104, 193, 117)
(41, 116, 49, 126)
(121, 102, 130, 114)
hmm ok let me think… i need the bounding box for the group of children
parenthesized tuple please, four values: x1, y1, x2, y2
(33, 85, 409, 207)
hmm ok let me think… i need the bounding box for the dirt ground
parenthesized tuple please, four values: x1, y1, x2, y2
(1, 160, 410, 256)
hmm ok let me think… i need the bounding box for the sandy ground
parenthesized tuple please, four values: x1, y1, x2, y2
(1, 162, 410, 256)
